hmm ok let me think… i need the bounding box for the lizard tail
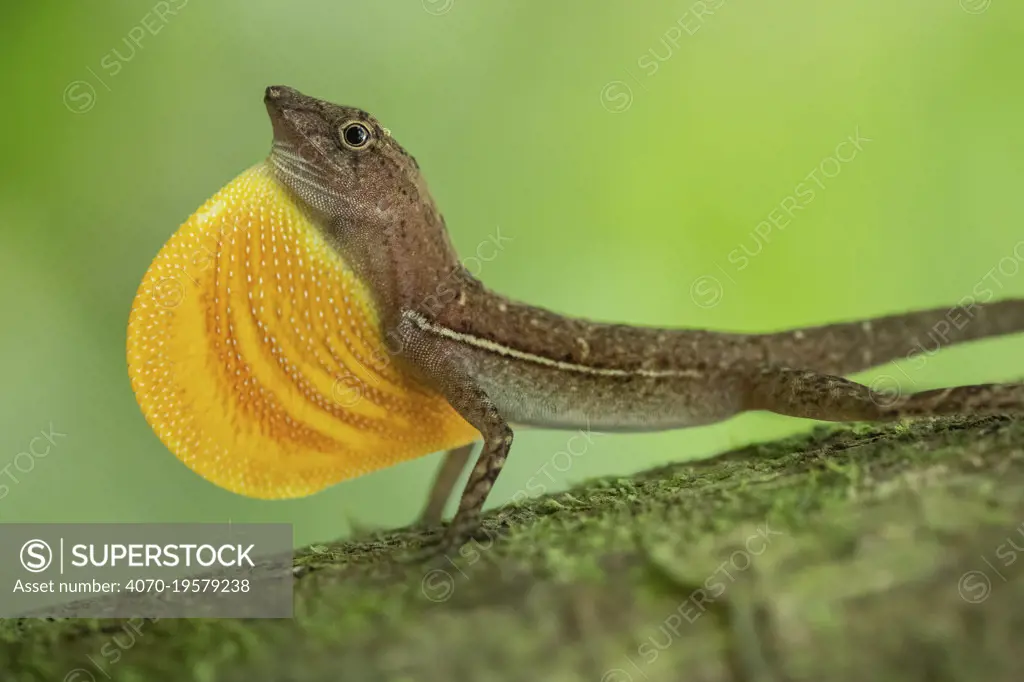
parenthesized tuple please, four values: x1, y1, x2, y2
(759, 298, 1024, 376)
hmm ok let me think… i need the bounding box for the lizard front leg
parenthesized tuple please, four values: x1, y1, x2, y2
(419, 443, 476, 524)
(398, 314, 514, 555)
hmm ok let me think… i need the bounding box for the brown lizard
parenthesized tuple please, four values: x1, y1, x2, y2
(126, 85, 1024, 557)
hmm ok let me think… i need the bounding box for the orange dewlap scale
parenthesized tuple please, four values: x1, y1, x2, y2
(126, 162, 479, 499)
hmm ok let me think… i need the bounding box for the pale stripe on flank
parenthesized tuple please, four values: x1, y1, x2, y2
(406, 311, 703, 380)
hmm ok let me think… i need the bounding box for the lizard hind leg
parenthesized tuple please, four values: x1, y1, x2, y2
(743, 368, 1024, 423)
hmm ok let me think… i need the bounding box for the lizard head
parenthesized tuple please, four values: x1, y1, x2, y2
(263, 85, 457, 307)
(264, 85, 428, 227)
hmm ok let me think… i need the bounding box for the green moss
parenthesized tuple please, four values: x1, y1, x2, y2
(2, 416, 1023, 681)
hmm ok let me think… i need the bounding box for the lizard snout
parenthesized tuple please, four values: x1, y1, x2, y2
(264, 85, 303, 105)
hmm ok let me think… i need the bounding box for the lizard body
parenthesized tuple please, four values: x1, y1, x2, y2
(127, 86, 1024, 554)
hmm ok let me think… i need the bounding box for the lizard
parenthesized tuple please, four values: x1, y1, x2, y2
(127, 85, 1024, 558)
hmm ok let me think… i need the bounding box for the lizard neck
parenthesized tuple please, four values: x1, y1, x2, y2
(271, 150, 464, 330)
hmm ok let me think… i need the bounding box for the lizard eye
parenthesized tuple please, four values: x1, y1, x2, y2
(340, 122, 371, 149)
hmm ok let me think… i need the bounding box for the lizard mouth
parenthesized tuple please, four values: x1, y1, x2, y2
(263, 85, 308, 149)
(262, 85, 341, 204)
(263, 85, 304, 114)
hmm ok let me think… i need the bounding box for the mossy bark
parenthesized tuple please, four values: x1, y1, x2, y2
(3, 416, 1024, 682)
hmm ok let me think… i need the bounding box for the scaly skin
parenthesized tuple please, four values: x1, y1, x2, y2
(128, 85, 1024, 558)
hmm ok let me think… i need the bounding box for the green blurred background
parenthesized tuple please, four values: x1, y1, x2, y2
(2, 0, 1022, 547)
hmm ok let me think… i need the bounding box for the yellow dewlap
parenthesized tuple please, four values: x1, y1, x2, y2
(126, 162, 479, 499)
